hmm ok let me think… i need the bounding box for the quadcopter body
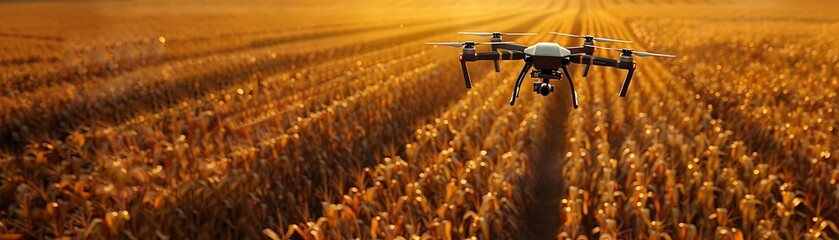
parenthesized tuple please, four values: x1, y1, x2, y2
(427, 32, 675, 109)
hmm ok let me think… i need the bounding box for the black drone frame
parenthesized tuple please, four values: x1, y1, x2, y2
(457, 41, 635, 109)
(430, 32, 675, 109)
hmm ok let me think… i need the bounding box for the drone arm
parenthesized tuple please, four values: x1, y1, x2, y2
(493, 43, 528, 52)
(568, 55, 637, 97)
(568, 55, 621, 68)
(474, 51, 526, 61)
(491, 44, 501, 72)
(582, 61, 592, 77)
(459, 54, 472, 88)
(567, 46, 595, 55)
(619, 63, 636, 97)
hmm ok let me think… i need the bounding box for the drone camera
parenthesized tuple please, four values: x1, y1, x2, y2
(533, 82, 555, 96)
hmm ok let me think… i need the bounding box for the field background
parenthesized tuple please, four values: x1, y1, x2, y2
(1, 0, 838, 239)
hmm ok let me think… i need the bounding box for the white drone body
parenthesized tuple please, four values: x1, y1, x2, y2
(523, 42, 572, 57)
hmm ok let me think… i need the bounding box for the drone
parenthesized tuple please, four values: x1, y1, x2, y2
(426, 32, 676, 109)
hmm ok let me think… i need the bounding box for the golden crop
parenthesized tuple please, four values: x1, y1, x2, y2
(0, 0, 836, 239)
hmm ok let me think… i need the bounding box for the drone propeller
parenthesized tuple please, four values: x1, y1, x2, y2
(550, 32, 632, 43)
(425, 41, 514, 48)
(426, 41, 514, 89)
(553, 32, 632, 77)
(594, 46, 676, 58)
(458, 32, 537, 37)
(457, 32, 531, 72)
(631, 51, 677, 58)
(591, 47, 675, 97)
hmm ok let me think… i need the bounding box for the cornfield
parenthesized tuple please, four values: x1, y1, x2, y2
(1, 0, 837, 239)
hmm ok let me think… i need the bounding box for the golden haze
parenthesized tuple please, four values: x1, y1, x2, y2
(0, 0, 837, 239)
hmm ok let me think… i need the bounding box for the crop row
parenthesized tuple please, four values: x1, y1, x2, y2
(555, 5, 838, 239)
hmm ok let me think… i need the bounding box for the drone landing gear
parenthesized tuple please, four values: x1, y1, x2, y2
(561, 64, 579, 109)
(509, 62, 533, 106)
(509, 65, 579, 109)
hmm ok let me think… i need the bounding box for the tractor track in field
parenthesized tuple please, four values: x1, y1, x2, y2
(521, 2, 585, 239)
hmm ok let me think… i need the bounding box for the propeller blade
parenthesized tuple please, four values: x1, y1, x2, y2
(458, 32, 494, 36)
(550, 32, 583, 38)
(634, 51, 676, 58)
(478, 42, 515, 45)
(459, 32, 537, 36)
(592, 46, 676, 57)
(425, 42, 466, 47)
(592, 37, 632, 43)
(426, 41, 514, 47)
(552, 32, 632, 43)
(593, 46, 621, 51)
(502, 32, 537, 36)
